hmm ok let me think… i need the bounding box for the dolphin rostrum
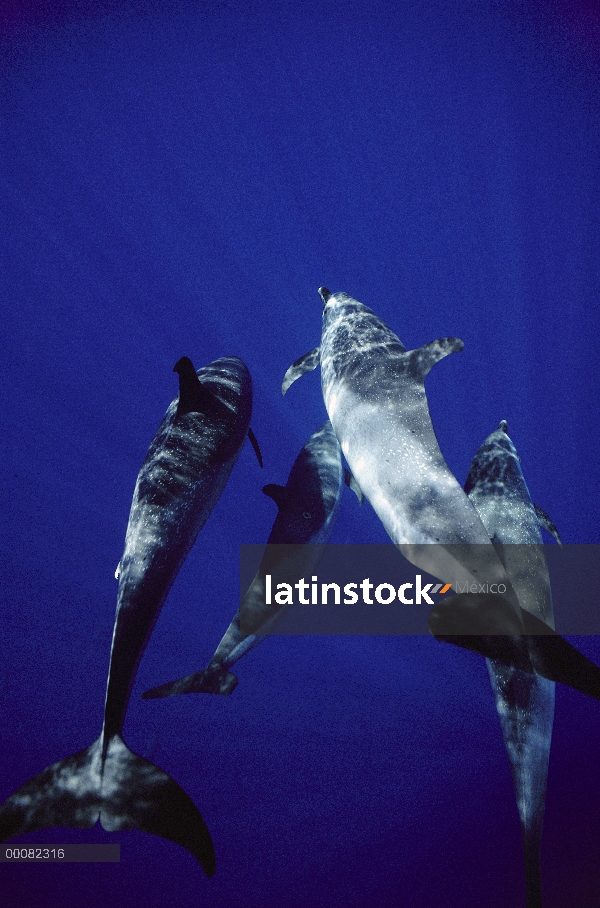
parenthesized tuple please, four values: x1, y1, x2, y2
(0, 356, 257, 873)
(282, 288, 524, 617)
(142, 420, 361, 698)
(466, 420, 559, 908)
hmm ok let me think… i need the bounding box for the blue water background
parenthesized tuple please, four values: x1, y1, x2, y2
(1, 1, 599, 905)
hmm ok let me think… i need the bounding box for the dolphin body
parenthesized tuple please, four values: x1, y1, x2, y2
(0, 356, 256, 874)
(143, 420, 361, 698)
(466, 421, 560, 908)
(282, 288, 523, 610)
(282, 290, 600, 695)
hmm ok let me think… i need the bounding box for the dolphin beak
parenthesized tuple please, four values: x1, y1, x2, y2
(318, 287, 332, 308)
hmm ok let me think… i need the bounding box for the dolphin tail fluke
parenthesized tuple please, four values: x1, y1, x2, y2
(281, 347, 320, 395)
(0, 736, 215, 876)
(431, 595, 600, 701)
(142, 668, 238, 698)
(0, 740, 103, 842)
(99, 735, 215, 875)
(521, 610, 600, 700)
(428, 593, 534, 672)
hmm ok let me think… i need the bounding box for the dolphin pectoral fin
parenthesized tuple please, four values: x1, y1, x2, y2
(0, 740, 102, 842)
(520, 609, 600, 701)
(281, 347, 320, 395)
(247, 428, 263, 467)
(428, 593, 533, 672)
(408, 337, 464, 382)
(142, 669, 238, 698)
(99, 735, 215, 875)
(344, 469, 363, 505)
(115, 560, 121, 580)
(533, 504, 563, 546)
(262, 483, 290, 509)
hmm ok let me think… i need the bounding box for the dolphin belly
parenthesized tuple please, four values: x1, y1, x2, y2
(328, 387, 514, 594)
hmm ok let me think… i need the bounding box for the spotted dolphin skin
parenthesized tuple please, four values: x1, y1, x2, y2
(0, 356, 255, 874)
(143, 420, 361, 698)
(465, 421, 559, 908)
(283, 288, 523, 612)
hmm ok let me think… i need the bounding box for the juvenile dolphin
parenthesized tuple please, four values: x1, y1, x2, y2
(143, 420, 361, 698)
(466, 421, 559, 908)
(283, 288, 522, 612)
(0, 356, 256, 873)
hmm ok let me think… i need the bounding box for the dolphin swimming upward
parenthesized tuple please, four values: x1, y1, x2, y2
(282, 288, 523, 613)
(282, 289, 600, 694)
(0, 356, 258, 873)
(466, 421, 559, 908)
(143, 420, 361, 698)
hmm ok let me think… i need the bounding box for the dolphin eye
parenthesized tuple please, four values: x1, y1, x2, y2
(303, 512, 312, 519)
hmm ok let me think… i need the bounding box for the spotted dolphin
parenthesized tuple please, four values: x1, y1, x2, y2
(283, 288, 524, 614)
(466, 421, 559, 908)
(142, 420, 361, 698)
(0, 356, 257, 873)
(282, 291, 600, 686)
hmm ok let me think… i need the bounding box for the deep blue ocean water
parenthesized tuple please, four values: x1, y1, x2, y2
(1, 2, 599, 905)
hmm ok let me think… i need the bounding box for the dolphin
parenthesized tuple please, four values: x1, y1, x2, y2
(142, 420, 362, 698)
(282, 290, 600, 691)
(465, 421, 559, 908)
(0, 356, 257, 873)
(282, 288, 524, 615)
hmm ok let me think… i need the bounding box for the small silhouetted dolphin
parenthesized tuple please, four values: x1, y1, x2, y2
(282, 288, 523, 616)
(0, 356, 257, 873)
(142, 420, 361, 698)
(466, 420, 559, 908)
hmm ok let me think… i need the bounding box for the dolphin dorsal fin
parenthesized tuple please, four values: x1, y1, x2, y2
(173, 357, 218, 417)
(344, 469, 363, 505)
(247, 428, 263, 467)
(281, 347, 321, 396)
(533, 503, 563, 546)
(407, 337, 464, 382)
(262, 484, 289, 509)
